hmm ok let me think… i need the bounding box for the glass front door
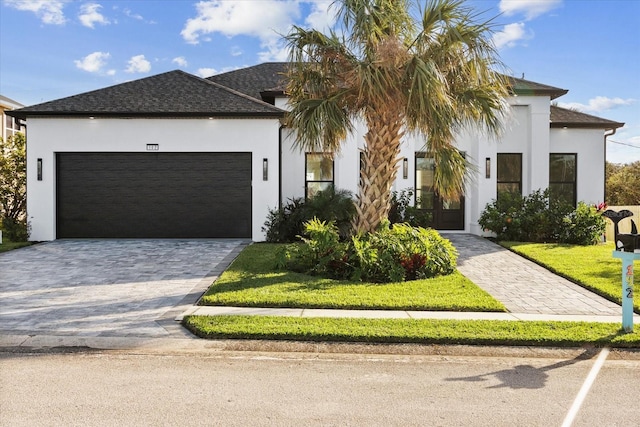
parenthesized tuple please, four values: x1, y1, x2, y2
(415, 154, 465, 230)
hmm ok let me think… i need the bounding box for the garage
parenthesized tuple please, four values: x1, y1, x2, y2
(56, 152, 252, 238)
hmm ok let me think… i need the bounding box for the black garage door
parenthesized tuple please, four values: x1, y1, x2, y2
(57, 152, 252, 238)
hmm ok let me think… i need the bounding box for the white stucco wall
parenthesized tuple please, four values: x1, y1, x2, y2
(277, 94, 606, 236)
(550, 127, 606, 204)
(26, 117, 281, 241)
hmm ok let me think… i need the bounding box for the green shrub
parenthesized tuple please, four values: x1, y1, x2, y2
(1, 217, 29, 242)
(559, 202, 606, 245)
(263, 188, 356, 242)
(351, 222, 457, 282)
(388, 189, 432, 228)
(478, 189, 604, 245)
(477, 191, 524, 241)
(280, 219, 457, 283)
(263, 197, 307, 243)
(277, 218, 350, 279)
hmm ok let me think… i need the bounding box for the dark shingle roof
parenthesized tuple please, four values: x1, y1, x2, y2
(8, 63, 599, 124)
(207, 62, 289, 100)
(209, 62, 570, 101)
(8, 70, 284, 119)
(550, 105, 624, 129)
(506, 76, 568, 100)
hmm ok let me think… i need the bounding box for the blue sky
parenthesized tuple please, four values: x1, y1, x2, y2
(1, 0, 638, 164)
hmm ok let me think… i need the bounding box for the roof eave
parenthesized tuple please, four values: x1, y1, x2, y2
(6, 110, 285, 119)
(512, 88, 569, 100)
(550, 121, 625, 130)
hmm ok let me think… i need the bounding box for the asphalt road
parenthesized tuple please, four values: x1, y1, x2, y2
(2, 347, 639, 426)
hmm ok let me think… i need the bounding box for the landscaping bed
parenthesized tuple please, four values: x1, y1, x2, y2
(199, 243, 506, 312)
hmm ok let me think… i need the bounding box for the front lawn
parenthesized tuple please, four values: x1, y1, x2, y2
(183, 315, 640, 348)
(0, 238, 32, 253)
(199, 243, 506, 312)
(502, 241, 640, 312)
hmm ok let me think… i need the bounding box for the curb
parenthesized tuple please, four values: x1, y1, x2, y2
(3, 333, 640, 360)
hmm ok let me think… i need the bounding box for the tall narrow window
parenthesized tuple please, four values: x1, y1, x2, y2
(305, 153, 334, 199)
(415, 153, 435, 210)
(549, 153, 577, 207)
(497, 153, 522, 199)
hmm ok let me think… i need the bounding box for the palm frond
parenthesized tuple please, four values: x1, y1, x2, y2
(432, 145, 468, 201)
(285, 95, 354, 154)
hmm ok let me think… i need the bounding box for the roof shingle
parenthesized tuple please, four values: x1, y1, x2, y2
(550, 105, 624, 129)
(8, 63, 623, 131)
(207, 62, 290, 100)
(9, 70, 284, 118)
(505, 76, 568, 99)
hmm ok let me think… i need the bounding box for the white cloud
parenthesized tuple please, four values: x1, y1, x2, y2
(258, 40, 289, 62)
(558, 96, 636, 113)
(305, 0, 337, 31)
(123, 8, 143, 20)
(125, 55, 151, 73)
(79, 3, 110, 28)
(230, 45, 243, 57)
(5, 0, 68, 25)
(122, 7, 155, 24)
(493, 22, 532, 49)
(499, 0, 562, 21)
(196, 67, 217, 77)
(181, 0, 299, 61)
(74, 51, 111, 73)
(181, 0, 298, 43)
(172, 56, 188, 67)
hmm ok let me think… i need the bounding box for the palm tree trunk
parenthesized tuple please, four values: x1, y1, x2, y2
(355, 110, 404, 233)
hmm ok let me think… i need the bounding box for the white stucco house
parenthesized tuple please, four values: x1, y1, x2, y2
(8, 62, 624, 241)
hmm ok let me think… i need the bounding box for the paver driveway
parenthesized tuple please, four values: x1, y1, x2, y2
(0, 240, 247, 337)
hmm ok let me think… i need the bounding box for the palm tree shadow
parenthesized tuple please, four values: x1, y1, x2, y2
(445, 349, 598, 390)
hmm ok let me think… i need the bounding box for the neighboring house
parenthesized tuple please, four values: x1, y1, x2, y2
(8, 63, 624, 241)
(1, 94, 24, 141)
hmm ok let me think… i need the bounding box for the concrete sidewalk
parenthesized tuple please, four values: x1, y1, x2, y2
(179, 305, 633, 324)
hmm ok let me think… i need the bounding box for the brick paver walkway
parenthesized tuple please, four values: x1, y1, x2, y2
(0, 240, 247, 337)
(444, 234, 622, 315)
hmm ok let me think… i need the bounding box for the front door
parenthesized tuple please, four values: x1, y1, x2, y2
(415, 154, 465, 230)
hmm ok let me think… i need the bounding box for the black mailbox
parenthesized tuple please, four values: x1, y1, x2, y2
(616, 234, 640, 253)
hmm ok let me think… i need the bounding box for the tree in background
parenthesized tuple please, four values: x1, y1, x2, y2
(285, 0, 509, 233)
(606, 161, 640, 205)
(0, 132, 28, 241)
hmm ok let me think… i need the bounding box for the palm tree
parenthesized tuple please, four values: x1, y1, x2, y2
(285, 0, 510, 233)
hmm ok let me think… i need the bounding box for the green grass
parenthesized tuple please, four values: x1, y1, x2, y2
(199, 243, 506, 312)
(502, 241, 640, 312)
(183, 315, 640, 348)
(0, 238, 32, 253)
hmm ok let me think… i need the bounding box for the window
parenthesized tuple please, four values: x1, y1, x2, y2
(305, 153, 334, 198)
(414, 154, 435, 209)
(549, 153, 576, 207)
(497, 153, 522, 198)
(3, 113, 21, 139)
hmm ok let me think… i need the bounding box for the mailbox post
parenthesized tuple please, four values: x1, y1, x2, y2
(612, 250, 638, 332)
